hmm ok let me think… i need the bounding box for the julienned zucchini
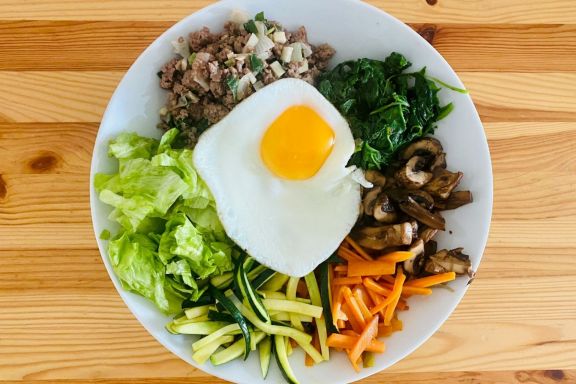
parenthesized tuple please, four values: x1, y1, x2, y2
(209, 285, 252, 359)
(305, 271, 329, 360)
(261, 272, 290, 292)
(192, 323, 241, 352)
(210, 331, 266, 366)
(252, 268, 277, 289)
(170, 320, 230, 335)
(259, 335, 272, 378)
(235, 256, 270, 323)
(192, 335, 235, 364)
(274, 335, 299, 384)
(319, 261, 339, 334)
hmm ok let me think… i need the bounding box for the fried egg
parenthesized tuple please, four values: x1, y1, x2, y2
(193, 78, 361, 277)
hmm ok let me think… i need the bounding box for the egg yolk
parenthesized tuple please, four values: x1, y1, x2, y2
(260, 105, 335, 180)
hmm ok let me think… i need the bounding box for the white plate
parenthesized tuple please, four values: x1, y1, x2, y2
(90, 0, 493, 383)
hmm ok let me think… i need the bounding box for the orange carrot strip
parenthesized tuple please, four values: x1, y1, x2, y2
(342, 286, 366, 329)
(357, 284, 374, 308)
(353, 289, 374, 322)
(379, 275, 396, 285)
(406, 272, 456, 288)
(326, 334, 386, 353)
(305, 330, 320, 366)
(378, 319, 403, 337)
(377, 251, 414, 263)
(334, 276, 363, 285)
(337, 247, 364, 262)
(348, 351, 362, 372)
(334, 265, 348, 272)
(337, 319, 346, 329)
(364, 286, 386, 318)
(349, 314, 379, 363)
(396, 299, 409, 311)
(363, 277, 392, 297)
(345, 236, 373, 261)
(401, 286, 433, 296)
(341, 303, 364, 334)
(331, 286, 345, 326)
(347, 260, 395, 277)
(384, 267, 406, 325)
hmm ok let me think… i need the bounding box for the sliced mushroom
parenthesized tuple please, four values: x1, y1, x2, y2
(423, 168, 463, 199)
(424, 248, 472, 275)
(352, 223, 413, 250)
(431, 152, 447, 170)
(362, 187, 382, 216)
(401, 137, 443, 160)
(409, 220, 419, 239)
(424, 240, 437, 256)
(388, 189, 434, 210)
(396, 156, 433, 189)
(398, 197, 446, 230)
(419, 227, 438, 243)
(435, 190, 473, 210)
(403, 239, 424, 275)
(364, 170, 387, 187)
(373, 193, 398, 223)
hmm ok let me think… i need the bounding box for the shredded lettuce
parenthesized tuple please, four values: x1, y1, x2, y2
(96, 129, 235, 314)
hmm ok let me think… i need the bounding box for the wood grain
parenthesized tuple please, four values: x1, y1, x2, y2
(1, 21, 575, 72)
(0, 0, 575, 24)
(1, 0, 576, 383)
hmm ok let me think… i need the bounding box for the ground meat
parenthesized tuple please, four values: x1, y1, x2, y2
(203, 103, 230, 123)
(189, 27, 217, 52)
(157, 18, 335, 141)
(290, 26, 308, 43)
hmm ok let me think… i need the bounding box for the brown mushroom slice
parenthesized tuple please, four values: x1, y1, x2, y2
(423, 248, 472, 275)
(436, 190, 473, 210)
(423, 169, 463, 199)
(398, 197, 446, 230)
(403, 239, 424, 275)
(424, 240, 437, 256)
(419, 227, 438, 243)
(431, 152, 447, 170)
(396, 156, 433, 190)
(373, 193, 398, 223)
(409, 220, 419, 239)
(364, 170, 387, 187)
(362, 186, 383, 216)
(401, 137, 443, 160)
(352, 223, 413, 250)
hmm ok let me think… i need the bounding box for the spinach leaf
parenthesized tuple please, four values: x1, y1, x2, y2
(317, 52, 458, 170)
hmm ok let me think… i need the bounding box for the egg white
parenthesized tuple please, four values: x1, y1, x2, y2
(193, 78, 360, 277)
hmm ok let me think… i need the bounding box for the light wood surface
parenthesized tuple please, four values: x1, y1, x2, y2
(1, 1, 575, 383)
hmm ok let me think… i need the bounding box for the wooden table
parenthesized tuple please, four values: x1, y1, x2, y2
(1, 1, 575, 383)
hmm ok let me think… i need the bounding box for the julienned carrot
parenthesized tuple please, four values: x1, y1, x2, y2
(364, 286, 386, 318)
(345, 236, 373, 261)
(379, 275, 396, 285)
(348, 352, 363, 372)
(342, 286, 366, 329)
(334, 265, 348, 273)
(326, 333, 386, 353)
(334, 276, 363, 285)
(347, 260, 395, 277)
(378, 251, 414, 263)
(341, 303, 364, 334)
(331, 286, 344, 326)
(337, 247, 364, 262)
(396, 299, 409, 311)
(349, 315, 379, 364)
(384, 267, 406, 325)
(352, 289, 373, 322)
(305, 329, 320, 366)
(362, 277, 392, 297)
(401, 286, 433, 296)
(377, 318, 403, 337)
(406, 272, 456, 288)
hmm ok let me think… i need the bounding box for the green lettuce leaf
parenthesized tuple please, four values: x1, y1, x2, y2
(96, 129, 235, 314)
